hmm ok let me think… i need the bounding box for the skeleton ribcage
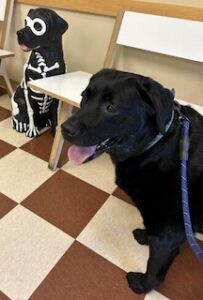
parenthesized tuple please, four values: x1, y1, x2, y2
(26, 51, 60, 114)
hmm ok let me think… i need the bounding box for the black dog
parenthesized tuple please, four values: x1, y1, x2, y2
(11, 8, 68, 137)
(61, 69, 203, 294)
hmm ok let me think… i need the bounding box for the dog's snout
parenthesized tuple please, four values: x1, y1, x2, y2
(17, 30, 24, 38)
(62, 120, 86, 138)
(17, 30, 25, 43)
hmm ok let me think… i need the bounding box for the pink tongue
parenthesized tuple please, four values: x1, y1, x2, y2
(20, 44, 31, 52)
(68, 145, 97, 165)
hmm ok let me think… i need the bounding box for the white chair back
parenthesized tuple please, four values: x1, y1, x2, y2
(0, 0, 14, 48)
(0, 0, 14, 95)
(104, 10, 203, 67)
(0, 0, 7, 21)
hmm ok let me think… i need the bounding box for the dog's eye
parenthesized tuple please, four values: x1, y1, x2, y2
(34, 22, 42, 31)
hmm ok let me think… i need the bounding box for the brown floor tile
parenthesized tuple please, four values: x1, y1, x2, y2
(0, 87, 6, 96)
(0, 107, 11, 121)
(29, 241, 144, 300)
(20, 129, 53, 162)
(0, 140, 16, 159)
(113, 186, 134, 205)
(0, 193, 17, 219)
(0, 291, 10, 300)
(59, 140, 71, 168)
(21, 129, 70, 167)
(22, 170, 109, 237)
(158, 241, 203, 300)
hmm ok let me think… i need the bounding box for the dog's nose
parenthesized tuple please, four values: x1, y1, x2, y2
(61, 122, 76, 137)
(61, 121, 86, 137)
(17, 30, 25, 43)
(17, 30, 23, 38)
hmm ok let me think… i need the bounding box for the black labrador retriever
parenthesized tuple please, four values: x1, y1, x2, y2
(61, 69, 203, 294)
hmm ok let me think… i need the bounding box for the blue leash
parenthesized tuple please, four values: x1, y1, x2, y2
(180, 119, 203, 262)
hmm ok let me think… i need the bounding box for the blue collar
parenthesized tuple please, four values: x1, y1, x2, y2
(145, 109, 175, 151)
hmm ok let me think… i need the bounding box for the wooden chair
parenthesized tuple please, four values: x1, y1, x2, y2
(0, 0, 15, 95)
(28, 9, 203, 170)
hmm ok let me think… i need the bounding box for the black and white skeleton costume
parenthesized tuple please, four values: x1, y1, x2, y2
(11, 8, 68, 137)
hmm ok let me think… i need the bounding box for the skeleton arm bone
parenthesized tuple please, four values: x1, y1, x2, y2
(24, 88, 40, 137)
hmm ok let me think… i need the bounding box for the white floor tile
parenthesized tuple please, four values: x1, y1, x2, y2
(145, 290, 170, 300)
(0, 149, 55, 202)
(196, 232, 203, 241)
(62, 153, 117, 193)
(77, 195, 149, 273)
(0, 205, 73, 300)
(0, 117, 32, 147)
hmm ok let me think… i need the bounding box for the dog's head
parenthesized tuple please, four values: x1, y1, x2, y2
(62, 69, 174, 163)
(17, 8, 68, 52)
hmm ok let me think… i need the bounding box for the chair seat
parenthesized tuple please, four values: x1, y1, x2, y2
(28, 71, 92, 107)
(177, 99, 203, 116)
(0, 49, 14, 58)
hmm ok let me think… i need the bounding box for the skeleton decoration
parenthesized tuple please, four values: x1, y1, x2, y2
(11, 8, 68, 137)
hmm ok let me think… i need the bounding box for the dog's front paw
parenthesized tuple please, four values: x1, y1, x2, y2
(26, 126, 40, 138)
(12, 117, 28, 133)
(133, 228, 149, 245)
(126, 272, 152, 294)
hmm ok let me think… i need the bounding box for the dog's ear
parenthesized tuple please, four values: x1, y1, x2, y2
(51, 13, 69, 38)
(28, 9, 34, 15)
(137, 78, 174, 134)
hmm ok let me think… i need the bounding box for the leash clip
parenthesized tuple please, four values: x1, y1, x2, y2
(174, 101, 190, 122)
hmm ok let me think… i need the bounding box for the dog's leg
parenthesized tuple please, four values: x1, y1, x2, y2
(126, 228, 185, 294)
(11, 85, 29, 132)
(133, 228, 149, 245)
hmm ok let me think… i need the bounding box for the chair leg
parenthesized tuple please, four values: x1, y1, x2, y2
(3, 72, 13, 96)
(48, 101, 73, 171)
(0, 61, 14, 96)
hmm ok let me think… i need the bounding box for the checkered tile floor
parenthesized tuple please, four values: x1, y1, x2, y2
(0, 93, 203, 300)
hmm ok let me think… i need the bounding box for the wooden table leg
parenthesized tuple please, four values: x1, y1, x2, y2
(48, 102, 73, 171)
